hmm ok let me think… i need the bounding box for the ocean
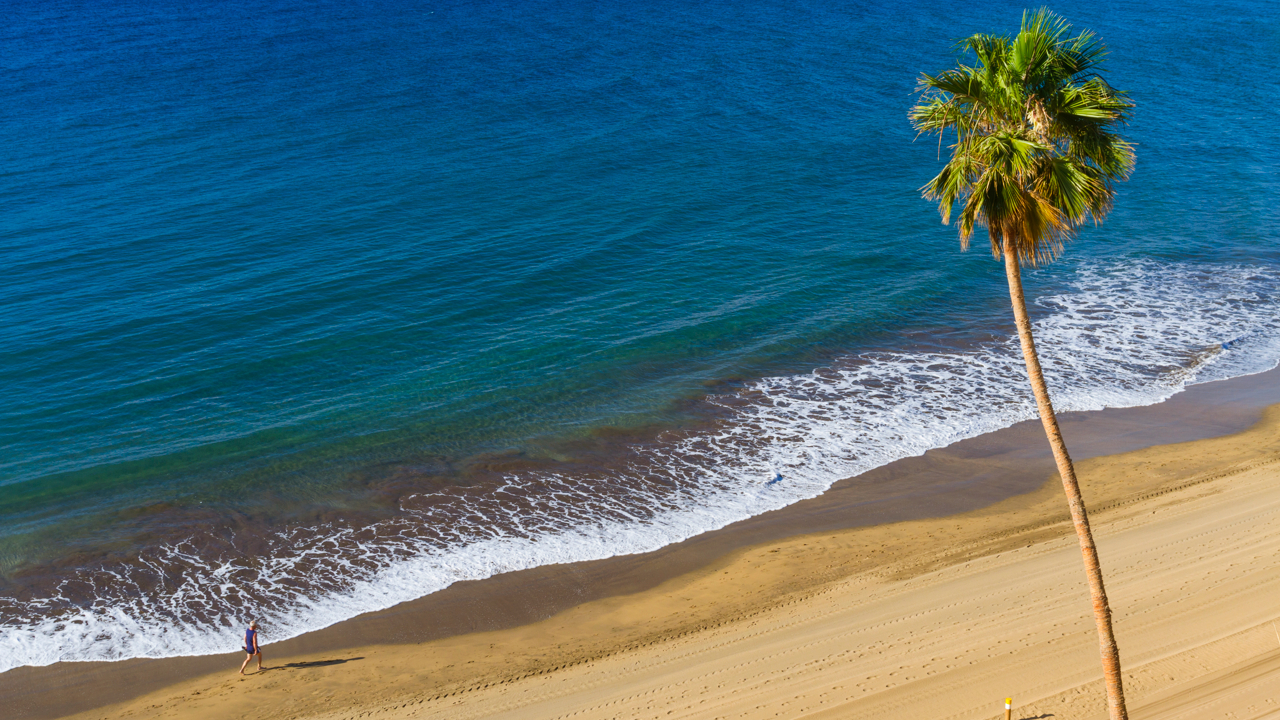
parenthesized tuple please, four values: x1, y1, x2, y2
(2, 0, 1278, 671)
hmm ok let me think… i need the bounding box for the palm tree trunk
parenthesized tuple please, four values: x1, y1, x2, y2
(1002, 237, 1128, 720)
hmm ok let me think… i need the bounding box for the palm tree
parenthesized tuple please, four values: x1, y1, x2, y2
(909, 9, 1135, 720)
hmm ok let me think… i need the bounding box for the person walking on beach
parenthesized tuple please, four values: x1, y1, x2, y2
(239, 620, 264, 674)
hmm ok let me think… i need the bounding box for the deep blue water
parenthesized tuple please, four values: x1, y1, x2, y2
(2, 0, 1279, 669)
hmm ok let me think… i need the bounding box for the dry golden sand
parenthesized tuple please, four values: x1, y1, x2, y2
(69, 406, 1280, 720)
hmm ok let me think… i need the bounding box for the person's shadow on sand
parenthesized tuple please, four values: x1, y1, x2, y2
(280, 657, 364, 669)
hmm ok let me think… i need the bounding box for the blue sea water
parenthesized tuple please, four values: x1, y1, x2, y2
(2, 0, 1279, 670)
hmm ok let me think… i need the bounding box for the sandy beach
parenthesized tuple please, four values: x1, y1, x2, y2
(9, 376, 1276, 720)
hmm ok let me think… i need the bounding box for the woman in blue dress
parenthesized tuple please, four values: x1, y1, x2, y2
(239, 620, 264, 675)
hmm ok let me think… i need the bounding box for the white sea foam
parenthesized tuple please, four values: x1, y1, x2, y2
(3, 259, 1280, 673)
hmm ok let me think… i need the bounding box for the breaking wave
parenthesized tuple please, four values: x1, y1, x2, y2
(4, 259, 1280, 672)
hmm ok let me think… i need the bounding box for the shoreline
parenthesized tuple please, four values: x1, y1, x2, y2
(7, 366, 1280, 719)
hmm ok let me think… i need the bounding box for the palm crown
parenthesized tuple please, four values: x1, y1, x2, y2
(909, 8, 1135, 265)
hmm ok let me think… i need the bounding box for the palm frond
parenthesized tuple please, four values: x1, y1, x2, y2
(1010, 8, 1068, 82)
(916, 68, 987, 107)
(921, 147, 980, 224)
(909, 97, 965, 133)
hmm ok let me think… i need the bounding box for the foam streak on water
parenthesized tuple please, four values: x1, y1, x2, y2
(3, 259, 1280, 672)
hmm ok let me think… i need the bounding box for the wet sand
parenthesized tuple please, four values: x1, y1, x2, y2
(7, 367, 1280, 719)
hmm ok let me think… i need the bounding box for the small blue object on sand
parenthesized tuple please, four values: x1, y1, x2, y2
(767, 473, 783, 486)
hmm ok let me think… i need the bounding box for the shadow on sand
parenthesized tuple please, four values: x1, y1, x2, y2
(281, 657, 365, 669)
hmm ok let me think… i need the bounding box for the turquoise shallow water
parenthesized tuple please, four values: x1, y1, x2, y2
(1, 0, 1279, 669)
